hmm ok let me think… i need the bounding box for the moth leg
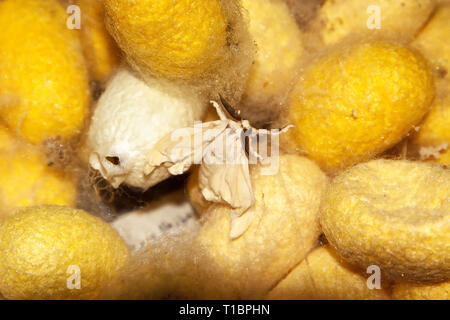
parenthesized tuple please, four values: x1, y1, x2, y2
(210, 100, 229, 121)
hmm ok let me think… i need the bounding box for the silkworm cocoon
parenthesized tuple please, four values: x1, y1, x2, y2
(314, 0, 436, 46)
(392, 281, 450, 300)
(0, 0, 90, 145)
(104, 0, 227, 79)
(415, 98, 450, 146)
(0, 148, 77, 219)
(193, 154, 328, 298)
(0, 125, 77, 218)
(282, 42, 435, 172)
(77, 0, 120, 82)
(413, 97, 450, 161)
(412, 5, 450, 86)
(321, 159, 450, 283)
(104, 0, 253, 106)
(239, 0, 304, 124)
(87, 68, 206, 190)
(267, 245, 391, 300)
(0, 205, 129, 300)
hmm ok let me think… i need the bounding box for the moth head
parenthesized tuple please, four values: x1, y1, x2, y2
(219, 95, 242, 121)
(89, 152, 128, 188)
(87, 115, 160, 190)
(218, 95, 273, 129)
(89, 150, 171, 190)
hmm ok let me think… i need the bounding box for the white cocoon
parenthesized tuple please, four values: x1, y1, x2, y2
(87, 68, 206, 189)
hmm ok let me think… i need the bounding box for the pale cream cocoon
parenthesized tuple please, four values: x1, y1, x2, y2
(87, 68, 206, 190)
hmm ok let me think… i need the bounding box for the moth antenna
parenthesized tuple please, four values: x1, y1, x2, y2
(240, 128, 263, 160)
(219, 94, 242, 121)
(270, 124, 294, 135)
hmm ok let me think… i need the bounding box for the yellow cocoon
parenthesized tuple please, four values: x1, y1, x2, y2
(267, 245, 391, 300)
(413, 96, 450, 161)
(193, 154, 328, 298)
(0, 205, 129, 300)
(0, 148, 77, 219)
(315, 0, 436, 45)
(393, 281, 450, 300)
(0, 0, 91, 145)
(78, 0, 120, 82)
(240, 0, 304, 122)
(415, 97, 450, 146)
(0, 125, 77, 218)
(88, 68, 206, 190)
(321, 159, 450, 283)
(412, 5, 450, 86)
(282, 42, 435, 172)
(104, 0, 254, 106)
(104, 0, 227, 80)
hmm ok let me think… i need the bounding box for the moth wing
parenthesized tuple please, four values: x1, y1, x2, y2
(229, 207, 255, 240)
(146, 121, 228, 176)
(199, 130, 255, 239)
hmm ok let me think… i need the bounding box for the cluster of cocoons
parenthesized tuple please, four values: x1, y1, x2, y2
(117, 156, 449, 300)
(103, 154, 328, 300)
(0, 0, 449, 301)
(92, 0, 450, 301)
